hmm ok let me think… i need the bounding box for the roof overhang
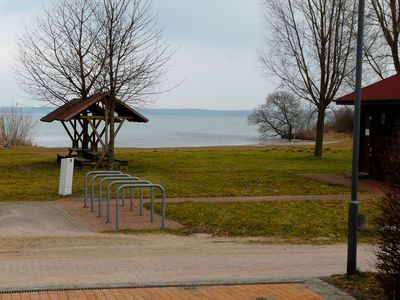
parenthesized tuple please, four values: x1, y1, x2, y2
(41, 93, 148, 123)
(335, 73, 400, 105)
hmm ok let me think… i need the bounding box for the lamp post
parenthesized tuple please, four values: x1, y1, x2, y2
(347, 0, 366, 275)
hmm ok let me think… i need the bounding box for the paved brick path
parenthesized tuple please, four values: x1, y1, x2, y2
(0, 201, 362, 299)
(163, 193, 378, 203)
(0, 202, 87, 234)
(0, 232, 374, 292)
(0, 284, 326, 300)
(57, 199, 183, 232)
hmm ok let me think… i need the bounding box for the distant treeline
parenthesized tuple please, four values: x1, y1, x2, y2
(4, 107, 252, 118)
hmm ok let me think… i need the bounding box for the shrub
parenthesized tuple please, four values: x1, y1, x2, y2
(294, 129, 316, 140)
(375, 189, 400, 300)
(373, 136, 400, 299)
(0, 107, 36, 146)
(326, 107, 354, 134)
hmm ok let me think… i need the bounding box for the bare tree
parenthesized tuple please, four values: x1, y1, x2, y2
(16, 0, 104, 105)
(16, 0, 105, 149)
(364, 0, 400, 78)
(95, 0, 172, 168)
(17, 0, 172, 167)
(248, 91, 303, 141)
(260, 0, 357, 156)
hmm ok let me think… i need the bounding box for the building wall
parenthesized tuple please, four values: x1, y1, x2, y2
(361, 104, 400, 179)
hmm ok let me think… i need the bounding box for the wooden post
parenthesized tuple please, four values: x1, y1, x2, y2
(82, 110, 89, 150)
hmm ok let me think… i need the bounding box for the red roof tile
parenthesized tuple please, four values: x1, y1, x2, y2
(336, 73, 400, 104)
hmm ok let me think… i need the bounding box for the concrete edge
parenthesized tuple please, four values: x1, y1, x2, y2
(51, 202, 90, 232)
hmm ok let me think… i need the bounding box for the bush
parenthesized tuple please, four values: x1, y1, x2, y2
(294, 129, 316, 140)
(375, 189, 400, 300)
(0, 107, 36, 146)
(374, 137, 400, 299)
(326, 107, 354, 134)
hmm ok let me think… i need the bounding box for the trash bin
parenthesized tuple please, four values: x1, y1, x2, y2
(59, 158, 74, 195)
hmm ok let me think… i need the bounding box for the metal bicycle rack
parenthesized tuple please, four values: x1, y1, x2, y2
(84, 171, 123, 208)
(97, 175, 141, 217)
(115, 183, 166, 229)
(90, 173, 129, 212)
(105, 179, 152, 223)
(83, 171, 167, 229)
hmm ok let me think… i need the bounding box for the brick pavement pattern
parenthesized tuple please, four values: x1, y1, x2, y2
(0, 284, 325, 300)
(57, 198, 183, 232)
(0, 232, 374, 292)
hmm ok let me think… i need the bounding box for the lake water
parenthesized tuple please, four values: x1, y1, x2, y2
(26, 108, 288, 148)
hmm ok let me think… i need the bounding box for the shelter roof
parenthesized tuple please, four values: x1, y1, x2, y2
(336, 73, 400, 105)
(41, 93, 148, 123)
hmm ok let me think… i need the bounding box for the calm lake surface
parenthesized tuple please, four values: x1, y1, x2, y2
(26, 108, 288, 148)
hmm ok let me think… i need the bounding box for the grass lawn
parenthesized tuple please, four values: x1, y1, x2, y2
(0, 143, 352, 201)
(324, 272, 385, 300)
(149, 199, 378, 243)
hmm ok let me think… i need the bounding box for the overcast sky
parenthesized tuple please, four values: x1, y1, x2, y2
(0, 0, 275, 109)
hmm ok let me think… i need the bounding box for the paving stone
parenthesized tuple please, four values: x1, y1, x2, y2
(0, 201, 371, 300)
(0, 232, 375, 292)
(0, 284, 325, 300)
(57, 198, 183, 232)
(0, 202, 87, 234)
(305, 279, 356, 300)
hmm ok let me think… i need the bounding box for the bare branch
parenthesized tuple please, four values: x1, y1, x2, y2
(259, 0, 357, 156)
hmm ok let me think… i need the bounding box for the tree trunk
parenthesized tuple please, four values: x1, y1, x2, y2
(82, 109, 89, 150)
(107, 99, 115, 170)
(314, 108, 326, 157)
(392, 45, 400, 73)
(288, 125, 292, 142)
(80, 91, 89, 150)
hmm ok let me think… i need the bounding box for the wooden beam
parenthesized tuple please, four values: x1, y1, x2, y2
(94, 152, 107, 169)
(80, 116, 131, 122)
(88, 119, 106, 151)
(114, 118, 125, 138)
(61, 122, 74, 142)
(76, 129, 84, 144)
(80, 116, 107, 119)
(69, 120, 79, 148)
(88, 119, 108, 169)
(90, 120, 102, 152)
(77, 118, 85, 128)
(99, 126, 106, 138)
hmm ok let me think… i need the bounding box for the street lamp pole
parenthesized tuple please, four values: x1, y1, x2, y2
(347, 0, 366, 275)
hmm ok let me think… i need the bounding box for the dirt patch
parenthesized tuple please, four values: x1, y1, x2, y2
(300, 173, 391, 194)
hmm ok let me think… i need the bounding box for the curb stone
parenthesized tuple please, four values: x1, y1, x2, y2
(306, 278, 356, 300)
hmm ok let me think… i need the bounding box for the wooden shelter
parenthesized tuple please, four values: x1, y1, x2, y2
(41, 93, 148, 167)
(336, 73, 400, 179)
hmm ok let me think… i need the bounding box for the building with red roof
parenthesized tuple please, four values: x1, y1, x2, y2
(336, 73, 400, 179)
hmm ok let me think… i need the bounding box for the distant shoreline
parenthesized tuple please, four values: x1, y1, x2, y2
(25, 140, 349, 151)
